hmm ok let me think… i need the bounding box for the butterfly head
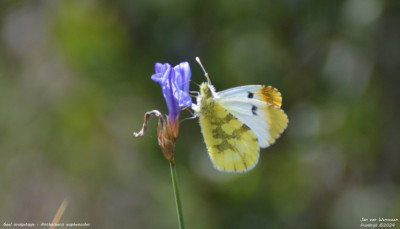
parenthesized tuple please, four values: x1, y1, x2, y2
(199, 82, 212, 96)
(192, 81, 217, 114)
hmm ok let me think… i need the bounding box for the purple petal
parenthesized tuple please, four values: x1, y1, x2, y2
(151, 63, 170, 83)
(173, 62, 192, 107)
(151, 61, 192, 120)
(155, 62, 170, 74)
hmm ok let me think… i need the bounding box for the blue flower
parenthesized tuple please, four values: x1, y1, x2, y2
(134, 61, 192, 161)
(151, 62, 192, 121)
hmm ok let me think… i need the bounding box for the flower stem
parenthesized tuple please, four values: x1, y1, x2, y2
(170, 161, 185, 229)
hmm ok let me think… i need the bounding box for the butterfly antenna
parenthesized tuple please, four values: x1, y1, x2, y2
(196, 57, 211, 84)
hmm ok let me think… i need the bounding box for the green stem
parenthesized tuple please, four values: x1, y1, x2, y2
(170, 161, 185, 229)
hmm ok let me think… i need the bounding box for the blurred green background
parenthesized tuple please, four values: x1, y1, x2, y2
(0, 0, 399, 228)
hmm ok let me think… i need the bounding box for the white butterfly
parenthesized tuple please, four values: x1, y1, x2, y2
(192, 57, 289, 173)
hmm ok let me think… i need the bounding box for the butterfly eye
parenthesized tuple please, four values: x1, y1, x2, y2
(200, 83, 211, 96)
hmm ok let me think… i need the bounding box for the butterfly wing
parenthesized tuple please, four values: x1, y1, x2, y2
(217, 85, 283, 107)
(198, 99, 260, 172)
(216, 86, 288, 148)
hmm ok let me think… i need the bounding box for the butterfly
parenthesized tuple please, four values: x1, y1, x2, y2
(192, 57, 289, 173)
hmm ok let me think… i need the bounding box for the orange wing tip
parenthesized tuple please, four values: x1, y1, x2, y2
(259, 86, 282, 107)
